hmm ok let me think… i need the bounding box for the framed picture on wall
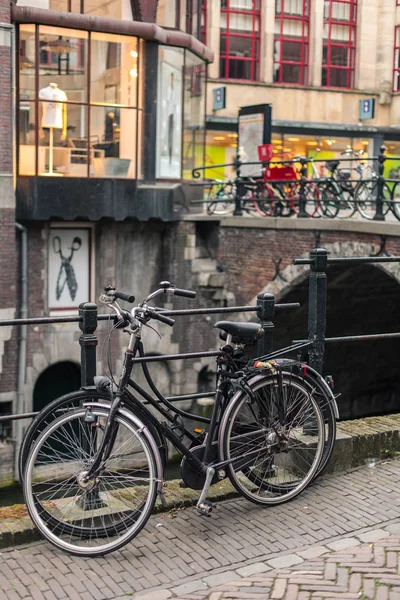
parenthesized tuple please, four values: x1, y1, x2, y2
(48, 227, 91, 310)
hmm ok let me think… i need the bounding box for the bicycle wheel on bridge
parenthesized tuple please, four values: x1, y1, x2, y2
(219, 373, 324, 506)
(355, 180, 392, 220)
(23, 406, 159, 556)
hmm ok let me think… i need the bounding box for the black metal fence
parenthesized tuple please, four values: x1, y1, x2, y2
(191, 146, 400, 221)
(0, 297, 300, 426)
(2, 248, 400, 429)
(293, 248, 400, 374)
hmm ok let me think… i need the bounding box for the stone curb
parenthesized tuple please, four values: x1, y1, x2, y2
(1, 412, 400, 550)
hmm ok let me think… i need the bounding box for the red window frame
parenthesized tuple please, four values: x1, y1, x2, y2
(397, 0, 400, 6)
(220, 0, 261, 82)
(322, 0, 357, 89)
(394, 26, 400, 91)
(274, 0, 310, 86)
(200, 0, 207, 44)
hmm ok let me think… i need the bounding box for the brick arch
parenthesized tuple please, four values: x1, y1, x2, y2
(242, 241, 400, 318)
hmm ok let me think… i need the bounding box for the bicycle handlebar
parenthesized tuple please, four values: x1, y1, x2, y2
(104, 286, 135, 304)
(147, 308, 175, 327)
(173, 287, 197, 299)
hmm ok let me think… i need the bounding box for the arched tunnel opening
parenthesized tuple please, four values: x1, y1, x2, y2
(33, 361, 81, 412)
(273, 264, 400, 421)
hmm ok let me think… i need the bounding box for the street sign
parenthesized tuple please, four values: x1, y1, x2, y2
(359, 98, 375, 120)
(213, 87, 226, 111)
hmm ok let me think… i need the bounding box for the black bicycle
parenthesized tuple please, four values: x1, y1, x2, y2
(22, 283, 332, 556)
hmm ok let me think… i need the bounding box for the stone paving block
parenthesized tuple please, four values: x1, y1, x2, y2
(268, 554, 304, 569)
(134, 590, 173, 599)
(297, 547, 330, 560)
(357, 528, 391, 542)
(235, 562, 272, 577)
(170, 580, 208, 596)
(325, 538, 361, 551)
(202, 571, 239, 587)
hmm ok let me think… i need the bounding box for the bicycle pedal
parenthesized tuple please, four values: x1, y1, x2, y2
(195, 500, 215, 517)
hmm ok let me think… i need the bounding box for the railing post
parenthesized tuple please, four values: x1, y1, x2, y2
(257, 293, 275, 357)
(233, 155, 243, 216)
(79, 302, 98, 386)
(308, 248, 328, 374)
(374, 145, 386, 222)
(297, 156, 308, 218)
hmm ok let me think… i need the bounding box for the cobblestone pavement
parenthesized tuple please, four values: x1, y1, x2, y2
(1, 459, 400, 599)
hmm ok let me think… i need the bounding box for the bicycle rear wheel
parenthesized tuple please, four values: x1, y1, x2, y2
(24, 407, 159, 556)
(219, 373, 324, 506)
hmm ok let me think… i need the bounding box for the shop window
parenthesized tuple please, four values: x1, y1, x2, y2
(18, 25, 142, 178)
(394, 26, 400, 91)
(274, 0, 309, 85)
(183, 52, 206, 179)
(322, 0, 357, 89)
(220, 0, 261, 81)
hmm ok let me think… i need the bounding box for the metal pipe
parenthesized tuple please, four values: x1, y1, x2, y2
(0, 303, 300, 326)
(131, 350, 223, 364)
(15, 222, 27, 481)
(294, 256, 400, 265)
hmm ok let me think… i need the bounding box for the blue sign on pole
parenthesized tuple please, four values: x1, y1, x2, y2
(213, 87, 226, 111)
(359, 98, 375, 120)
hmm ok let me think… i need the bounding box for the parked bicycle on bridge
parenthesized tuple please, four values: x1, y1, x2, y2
(22, 282, 337, 556)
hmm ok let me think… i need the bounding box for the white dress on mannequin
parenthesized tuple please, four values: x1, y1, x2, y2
(39, 83, 68, 129)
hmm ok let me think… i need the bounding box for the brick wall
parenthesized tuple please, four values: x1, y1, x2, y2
(0, 442, 14, 486)
(0, 0, 17, 397)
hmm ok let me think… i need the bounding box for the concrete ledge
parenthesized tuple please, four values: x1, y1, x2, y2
(1, 413, 400, 550)
(182, 214, 400, 237)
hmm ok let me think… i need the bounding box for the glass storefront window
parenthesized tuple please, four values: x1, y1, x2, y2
(90, 106, 137, 177)
(19, 101, 36, 175)
(39, 26, 88, 103)
(38, 101, 88, 176)
(18, 25, 143, 178)
(183, 52, 206, 180)
(90, 33, 139, 107)
(19, 24, 35, 100)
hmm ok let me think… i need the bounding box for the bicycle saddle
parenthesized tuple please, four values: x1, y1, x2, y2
(214, 321, 264, 344)
(326, 160, 339, 172)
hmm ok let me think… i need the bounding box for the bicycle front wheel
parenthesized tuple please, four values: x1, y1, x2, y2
(24, 407, 158, 556)
(219, 374, 324, 506)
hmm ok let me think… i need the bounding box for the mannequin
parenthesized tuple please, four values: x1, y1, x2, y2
(39, 82, 68, 175)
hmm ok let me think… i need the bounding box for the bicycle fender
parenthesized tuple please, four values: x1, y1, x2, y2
(297, 365, 340, 420)
(82, 401, 164, 494)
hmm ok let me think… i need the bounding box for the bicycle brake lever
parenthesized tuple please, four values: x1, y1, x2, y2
(143, 321, 162, 339)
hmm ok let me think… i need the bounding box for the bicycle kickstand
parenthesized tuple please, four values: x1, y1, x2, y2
(196, 467, 216, 516)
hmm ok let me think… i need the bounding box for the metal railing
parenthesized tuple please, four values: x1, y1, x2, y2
(0, 297, 300, 425)
(292, 248, 400, 374)
(190, 145, 400, 221)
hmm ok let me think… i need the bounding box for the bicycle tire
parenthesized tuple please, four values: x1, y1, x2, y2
(355, 180, 391, 220)
(24, 406, 159, 557)
(280, 367, 337, 479)
(219, 373, 324, 506)
(391, 182, 400, 221)
(19, 389, 168, 481)
(316, 182, 340, 218)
